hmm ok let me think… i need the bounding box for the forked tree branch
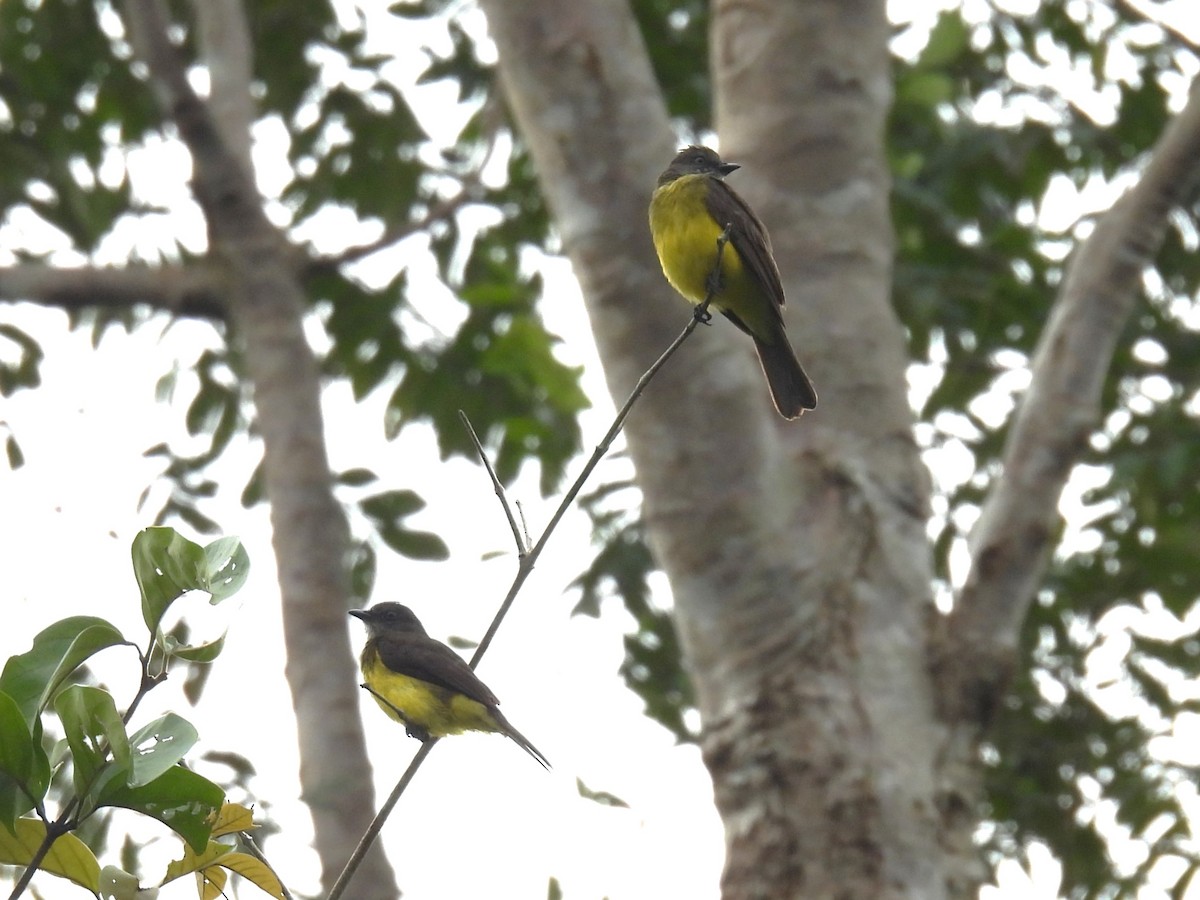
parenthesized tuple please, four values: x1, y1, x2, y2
(942, 74, 1200, 716)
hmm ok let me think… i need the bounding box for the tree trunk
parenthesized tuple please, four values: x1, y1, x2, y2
(480, 0, 983, 896)
(121, 2, 397, 896)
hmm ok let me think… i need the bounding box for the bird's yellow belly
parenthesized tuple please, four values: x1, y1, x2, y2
(649, 175, 746, 308)
(362, 655, 495, 737)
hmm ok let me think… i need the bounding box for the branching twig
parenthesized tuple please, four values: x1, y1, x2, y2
(459, 411, 528, 556)
(469, 225, 728, 668)
(324, 739, 438, 900)
(468, 294, 716, 669)
(326, 226, 732, 900)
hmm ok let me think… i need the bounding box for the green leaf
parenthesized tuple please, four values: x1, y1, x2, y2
(131, 528, 250, 637)
(349, 540, 377, 603)
(201, 537, 251, 602)
(101, 765, 224, 853)
(378, 525, 450, 561)
(897, 71, 955, 107)
(132, 527, 208, 634)
(0, 818, 101, 893)
(337, 467, 378, 486)
(917, 11, 969, 70)
(360, 490, 450, 561)
(0, 324, 44, 398)
(575, 777, 630, 808)
(170, 634, 227, 664)
(360, 489, 426, 520)
(54, 685, 131, 814)
(0, 617, 129, 728)
(5, 433, 23, 469)
(99, 865, 141, 900)
(126, 713, 198, 787)
(0, 691, 50, 829)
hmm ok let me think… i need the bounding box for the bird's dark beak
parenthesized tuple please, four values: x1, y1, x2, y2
(717, 162, 740, 177)
(348, 609, 367, 621)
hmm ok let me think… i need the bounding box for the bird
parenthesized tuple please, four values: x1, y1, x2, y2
(648, 145, 817, 418)
(349, 602, 550, 769)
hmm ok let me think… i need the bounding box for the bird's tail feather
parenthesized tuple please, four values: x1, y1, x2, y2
(492, 708, 551, 770)
(753, 334, 817, 419)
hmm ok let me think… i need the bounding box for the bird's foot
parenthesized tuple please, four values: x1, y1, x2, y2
(405, 724, 432, 742)
(693, 305, 713, 326)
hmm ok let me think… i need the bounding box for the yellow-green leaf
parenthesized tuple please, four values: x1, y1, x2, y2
(161, 841, 234, 884)
(209, 802, 254, 839)
(99, 865, 141, 900)
(198, 863, 227, 900)
(216, 851, 286, 900)
(0, 818, 101, 892)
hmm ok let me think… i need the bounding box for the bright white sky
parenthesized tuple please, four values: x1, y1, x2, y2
(2, 1, 1200, 898)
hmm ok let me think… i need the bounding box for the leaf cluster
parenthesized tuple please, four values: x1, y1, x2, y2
(0, 527, 280, 900)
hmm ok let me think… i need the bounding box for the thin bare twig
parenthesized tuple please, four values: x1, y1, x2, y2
(468, 296, 717, 668)
(323, 739, 438, 900)
(469, 225, 729, 667)
(458, 410, 528, 556)
(326, 226, 730, 900)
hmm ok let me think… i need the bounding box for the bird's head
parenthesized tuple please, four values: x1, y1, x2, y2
(349, 602, 428, 638)
(658, 145, 740, 186)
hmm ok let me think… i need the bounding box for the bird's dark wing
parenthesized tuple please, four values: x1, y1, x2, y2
(373, 634, 500, 707)
(705, 177, 787, 314)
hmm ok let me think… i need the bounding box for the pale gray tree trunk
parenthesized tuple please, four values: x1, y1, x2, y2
(479, 0, 1200, 897)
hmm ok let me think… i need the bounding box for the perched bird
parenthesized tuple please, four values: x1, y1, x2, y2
(349, 602, 550, 769)
(649, 145, 817, 418)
